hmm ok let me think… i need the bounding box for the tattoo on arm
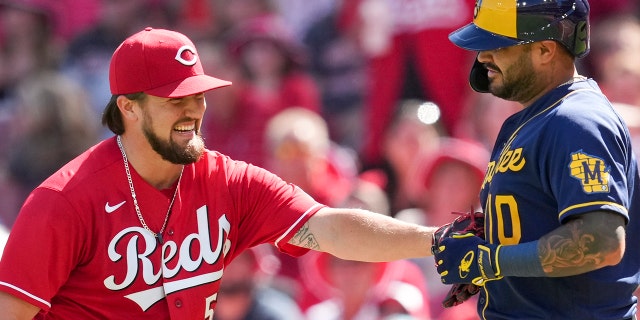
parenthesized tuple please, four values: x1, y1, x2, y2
(289, 223, 319, 250)
(538, 217, 619, 276)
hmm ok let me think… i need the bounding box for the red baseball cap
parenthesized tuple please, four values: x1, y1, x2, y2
(109, 27, 231, 98)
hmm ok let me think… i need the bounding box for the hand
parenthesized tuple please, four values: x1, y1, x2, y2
(442, 283, 481, 307)
(430, 210, 486, 307)
(434, 233, 502, 286)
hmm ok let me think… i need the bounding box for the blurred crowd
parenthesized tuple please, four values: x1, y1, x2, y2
(0, 0, 639, 319)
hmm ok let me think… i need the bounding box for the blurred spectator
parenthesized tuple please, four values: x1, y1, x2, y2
(398, 137, 489, 227)
(206, 16, 321, 167)
(454, 92, 523, 150)
(0, 223, 7, 257)
(214, 245, 305, 320)
(212, 0, 279, 37)
(585, 13, 640, 107)
(303, 253, 428, 320)
(0, 0, 65, 230)
(303, 3, 368, 151)
(0, 0, 62, 106)
(200, 0, 279, 154)
(588, 0, 638, 23)
(396, 137, 488, 320)
(0, 0, 101, 43)
(0, 72, 99, 227)
(349, 0, 477, 167)
(54, 0, 101, 42)
(361, 99, 445, 217)
(264, 107, 356, 207)
(261, 107, 358, 298)
(0, 0, 60, 72)
(174, 0, 220, 41)
(613, 102, 640, 152)
(301, 179, 430, 319)
(273, 0, 338, 41)
(61, 0, 175, 138)
(198, 38, 245, 150)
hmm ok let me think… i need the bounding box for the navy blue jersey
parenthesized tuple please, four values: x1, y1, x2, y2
(478, 79, 640, 320)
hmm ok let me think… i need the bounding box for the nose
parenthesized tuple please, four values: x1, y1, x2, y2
(184, 93, 206, 117)
(476, 51, 491, 63)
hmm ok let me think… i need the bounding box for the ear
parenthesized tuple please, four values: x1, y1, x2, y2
(535, 40, 559, 64)
(116, 95, 139, 121)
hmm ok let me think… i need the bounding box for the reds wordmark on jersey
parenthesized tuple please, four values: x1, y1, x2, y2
(0, 137, 324, 319)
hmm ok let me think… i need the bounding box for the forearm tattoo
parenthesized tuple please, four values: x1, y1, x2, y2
(539, 219, 610, 276)
(290, 223, 319, 250)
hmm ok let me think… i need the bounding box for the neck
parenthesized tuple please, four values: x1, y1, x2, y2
(521, 67, 580, 108)
(557, 69, 583, 88)
(117, 135, 184, 189)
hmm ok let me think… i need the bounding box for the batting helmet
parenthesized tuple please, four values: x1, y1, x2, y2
(450, 0, 590, 92)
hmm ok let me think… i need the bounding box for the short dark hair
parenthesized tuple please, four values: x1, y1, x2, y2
(101, 92, 146, 134)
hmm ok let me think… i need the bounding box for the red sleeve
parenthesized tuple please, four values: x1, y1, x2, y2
(0, 187, 87, 311)
(221, 156, 325, 257)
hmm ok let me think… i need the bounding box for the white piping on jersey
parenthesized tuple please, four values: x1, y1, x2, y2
(275, 203, 323, 250)
(0, 280, 51, 308)
(124, 270, 224, 311)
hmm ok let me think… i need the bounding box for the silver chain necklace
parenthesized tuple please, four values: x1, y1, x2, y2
(116, 135, 183, 244)
(558, 75, 587, 88)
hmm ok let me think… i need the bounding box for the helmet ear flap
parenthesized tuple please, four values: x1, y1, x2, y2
(469, 57, 490, 93)
(572, 20, 590, 58)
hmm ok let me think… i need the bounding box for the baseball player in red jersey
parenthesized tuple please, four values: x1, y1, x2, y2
(0, 28, 437, 319)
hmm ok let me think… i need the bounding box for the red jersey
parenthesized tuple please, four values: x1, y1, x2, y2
(0, 137, 324, 319)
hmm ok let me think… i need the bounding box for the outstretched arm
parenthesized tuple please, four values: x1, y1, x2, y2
(0, 291, 40, 320)
(288, 207, 436, 261)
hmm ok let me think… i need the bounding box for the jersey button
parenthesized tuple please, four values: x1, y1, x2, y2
(168, 229, 174, 236)
(175, 299, 183, 308)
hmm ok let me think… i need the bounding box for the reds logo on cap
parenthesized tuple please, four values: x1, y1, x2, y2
(109, 27, 231, 98)
(175, 45, 198, 66)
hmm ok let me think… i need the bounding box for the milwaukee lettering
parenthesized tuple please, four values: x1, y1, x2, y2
(104, 205, 230, 291)
(482, 147, 526, 189)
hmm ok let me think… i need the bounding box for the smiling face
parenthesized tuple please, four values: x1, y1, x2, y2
(139, 93, 207, 164)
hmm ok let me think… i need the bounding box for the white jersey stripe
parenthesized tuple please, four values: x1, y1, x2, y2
(275, 203, 323, 249)
(0, 281, 51, 308)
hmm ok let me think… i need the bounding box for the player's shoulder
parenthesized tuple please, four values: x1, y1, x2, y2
(197, 149, 282, 184)
(560, 80, 611, 111)
(199, 149, 248, 173)
(199, 149, 265, 172)
(540, 81, 629, 144)
(40, 137, 122, 193)
(548, 81, 616, 122)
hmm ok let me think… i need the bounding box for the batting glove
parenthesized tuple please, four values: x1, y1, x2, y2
(434, 233, 503, 286)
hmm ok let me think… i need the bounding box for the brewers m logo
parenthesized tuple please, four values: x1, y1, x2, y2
(569, 150, 610, 193)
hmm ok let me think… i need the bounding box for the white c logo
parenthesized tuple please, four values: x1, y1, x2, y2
(175, 45, 198, 66)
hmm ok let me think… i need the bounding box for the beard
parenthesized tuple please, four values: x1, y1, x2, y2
(142, 112, 205, 165)
(489, 50, 537, 102)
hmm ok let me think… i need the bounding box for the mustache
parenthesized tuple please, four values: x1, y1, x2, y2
(484, 63, 500, 73)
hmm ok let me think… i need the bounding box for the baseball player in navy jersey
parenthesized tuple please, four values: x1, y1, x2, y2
(0, 28, 439, 319)
(432, 0, 640, 319)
